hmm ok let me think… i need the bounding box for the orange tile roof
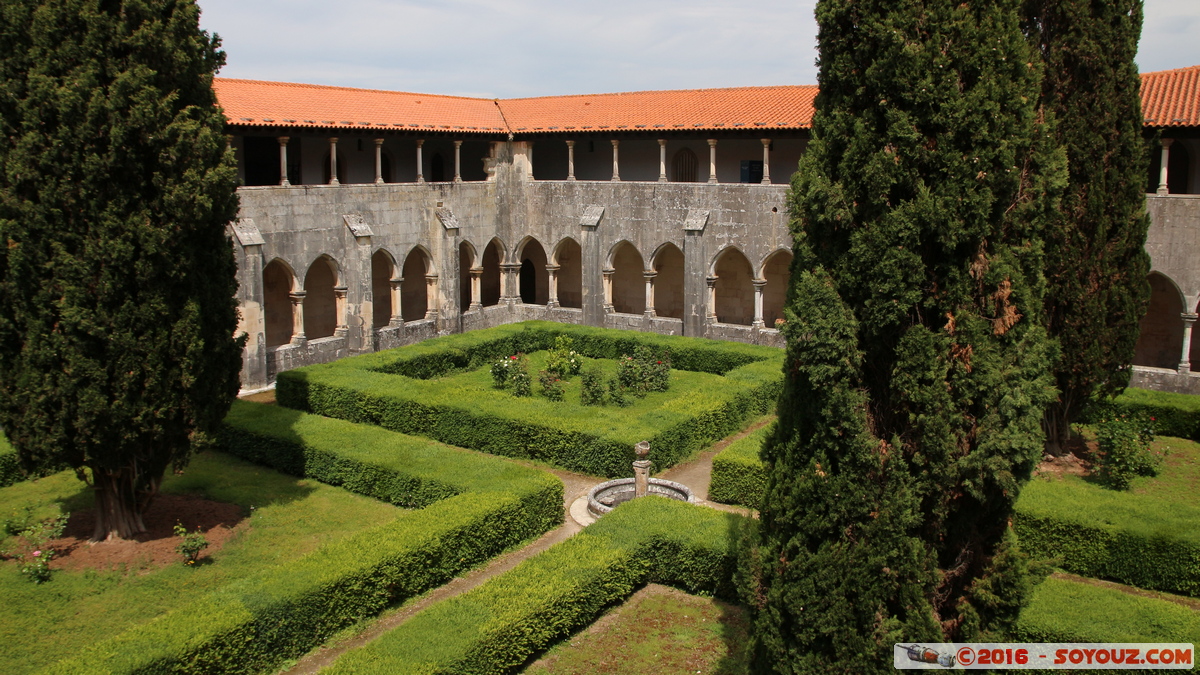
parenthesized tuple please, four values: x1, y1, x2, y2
(1141, 65, 1200, 127)
(216, 68, 1200, 135)
(498, 86, 817, 133)
(213, 78, 508, 133)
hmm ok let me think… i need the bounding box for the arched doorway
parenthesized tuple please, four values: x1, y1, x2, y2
(402, 248, 431, 321)
(714, 248, 754, 325)
(611, 241, 645, 314)
(673, 148, 698, 182)
(652, 243, 684, 319)
(555, 238, 583, 309)
(303, 256, 339, 339)
(519, 238, 548, 305)
(762, 249, 793, 327)
(371, 250, 395, 329)
(263, 259, 294, 346)
(481, 239, 503, 307)
(1133, 272, 1185, 369)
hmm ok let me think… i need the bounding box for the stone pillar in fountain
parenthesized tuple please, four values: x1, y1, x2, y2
(633, 441, 651, 498)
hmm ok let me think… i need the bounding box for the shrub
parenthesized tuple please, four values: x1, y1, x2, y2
(580, 365, 605, 406)
(510, 355, 531, 397)
(173, 522, 209, 566)
(608, 377, 632, 407)
(4, 507, 68, 584)
(708, 422, 771, 508)
(1093, 413, 1163, 490)
(490, 356, 515, 389)
(538, 370, 564, 402)
(1083, 388, 1200, 441)
(544, 335, 582, 378)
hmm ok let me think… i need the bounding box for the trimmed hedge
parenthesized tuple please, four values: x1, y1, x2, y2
(1014, 577, 1200, 672)
(43, 401, 562, 675)
(276, 322, 784, 477)
(324, 496, 742, 675)
(1086, 388, 1200, 440)
(708, 421, 772, 508)
(1014, 476, 1200, 598)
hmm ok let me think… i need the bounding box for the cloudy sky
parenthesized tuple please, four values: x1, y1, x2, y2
(197, 0, 1200, 99)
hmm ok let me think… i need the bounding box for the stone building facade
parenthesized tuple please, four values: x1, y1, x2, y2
(216, 67, 1200, 394)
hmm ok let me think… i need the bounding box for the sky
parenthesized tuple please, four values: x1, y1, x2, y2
(197, 0, 1200, 99)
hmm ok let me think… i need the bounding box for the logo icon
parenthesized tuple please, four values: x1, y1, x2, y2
(904, 644, 957, 668)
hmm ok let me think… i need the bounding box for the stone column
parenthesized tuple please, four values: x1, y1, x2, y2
(501, 263, 521, 304)
(425, 274, 439, 320)
(707, 139, 718, 184)
(705, 275, 718, 323)
(416, 139, 425, 183)
(328, 137, 339, 185)
(633, 441, 651, 498)
(374, 138, 385, 184)
(602, 267, 615, 313)
(226, 135, 233, 153)
(1158, 138, 1174, 195)
(752, 278, 767, 328)
(546, 264, 560, 308)
(611, 140, 620, 181)
(333, 285, 349, 336)
(469, 267, 483, 310)
(1180, 313, 1198, 373)
(566, 141, 576, 181)
(388, 276, 403, 327)
(288, 290, 307, 343)
(643, 270, 657, 318)
(761, 139, 772, 184)
(277, 136, 291, 186)
(453, 140, 463, 183)
(658, 139, 668, 182)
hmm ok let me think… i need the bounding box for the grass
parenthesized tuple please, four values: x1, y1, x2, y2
(1017, 576, 1200, 645)
(523, 584, 750, 675)
(0, 451, 401, 674)
(1017, 435, 1200, 544)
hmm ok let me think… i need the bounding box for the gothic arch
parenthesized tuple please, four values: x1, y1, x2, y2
(712, 246, 754, 325)
(481, 238, 505, 307)
(263, 258, 297, 347)
(371, 248, 398, 329)
(459, 240, 477, 309)
(609, 240, 645, 315)
(650, 242, 684, 319)
(402, 246, 433, 321)
(760, 248, 793, 328)
(553, 237, 583, 309)
(516, 237, 549, 305)
(303, 255, 341, 339)
(1134, 271, 1186, 369)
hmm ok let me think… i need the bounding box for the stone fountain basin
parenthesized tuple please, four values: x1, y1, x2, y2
(586, 477, 697, 518)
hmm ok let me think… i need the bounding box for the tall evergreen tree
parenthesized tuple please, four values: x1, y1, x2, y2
(1022, 0, 1151, 453)
(744, 0, 1064, 670)
(0, 0, 242, 540)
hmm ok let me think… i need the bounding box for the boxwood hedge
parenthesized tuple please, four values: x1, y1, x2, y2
(276, 322, 784, 477)
(1084, 388, 1200, 441)
(323, 495, 743, 675)
(708, 421, 772, 508)
(43, 401, 562, 675)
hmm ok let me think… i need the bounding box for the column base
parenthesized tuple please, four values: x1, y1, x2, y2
(644, 309, 656, 319)
(388, 318, 404, 328)
(334, 327, 349, 338)
(604, 304, 615, 314)
(547, 300, 559, 309)
(289, 336, 307, 346)
(468, 302, 482, 311)
(1179, 363, 1192, 375)
(752, 319, 765, 329)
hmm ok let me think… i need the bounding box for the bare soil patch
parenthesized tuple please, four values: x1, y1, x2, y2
(38, 493, 246, 574)
(1036, 436, 1095, 479)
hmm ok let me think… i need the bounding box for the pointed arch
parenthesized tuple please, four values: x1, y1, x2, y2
(609, 240, 645, 315)
(760, 248, 793, 328)
(553, 237, 583, 309)
(263, 258, 297, 347)
(371, 248, 397, 329)
(1134, 271, 1186, 369)
(303, 255, 341, 339)
(516, 236, 549, 305)
(651, 242, 684, 319)
(481, 237, 505, 307)
(712, 246, 754, 325)
(402, 246, 433, 321)
(459, 240, 477, 309)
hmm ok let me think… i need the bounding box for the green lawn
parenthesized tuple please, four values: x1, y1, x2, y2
(524, 585, 750, 675)
(0, 451, 401, 674)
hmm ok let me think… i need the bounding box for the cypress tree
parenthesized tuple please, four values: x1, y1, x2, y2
(1022, 0, 1151, 453)
(744, 0, 1064, 670)
(0, 0, 242, 540)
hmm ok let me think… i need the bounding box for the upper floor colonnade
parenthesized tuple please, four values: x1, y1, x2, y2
(227, 133, 809, 188)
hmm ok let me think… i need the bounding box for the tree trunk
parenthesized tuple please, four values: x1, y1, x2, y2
(1043, 405, 1069, 457)
(91, 465, 149, 541)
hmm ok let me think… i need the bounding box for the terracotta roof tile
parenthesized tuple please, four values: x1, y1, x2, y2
(1140, 65, 1200, 127)
(216, 69, 1200, 134)
(498, 86, 818, 133)
(213, 78, 508, 133)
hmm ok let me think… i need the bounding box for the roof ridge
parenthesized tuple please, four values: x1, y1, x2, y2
(213, 77, 496, 102)
(1140, 65, 1200, 77)
(500, 84, 818, 102)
